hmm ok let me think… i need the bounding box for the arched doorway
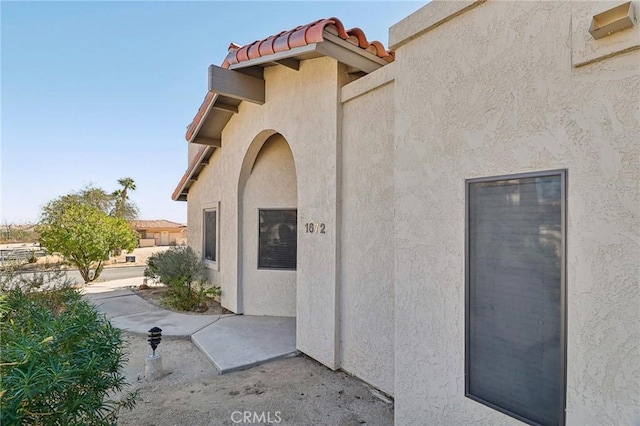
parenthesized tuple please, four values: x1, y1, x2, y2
(238, 133, 297, 317)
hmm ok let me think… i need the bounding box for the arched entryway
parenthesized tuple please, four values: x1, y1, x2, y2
(238, 132, 297, 317)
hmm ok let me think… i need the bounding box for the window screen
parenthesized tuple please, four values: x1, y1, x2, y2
(466, 171, 565, 426)
(204, 209, 217, 262)
(258, 209, 297, 270)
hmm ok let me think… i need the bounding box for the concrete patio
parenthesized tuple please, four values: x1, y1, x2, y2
(83, 277, 298, 373)
(192, 315, 296, 374)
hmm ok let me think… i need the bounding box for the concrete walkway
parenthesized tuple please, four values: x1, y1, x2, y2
(82, 278, 298, 373)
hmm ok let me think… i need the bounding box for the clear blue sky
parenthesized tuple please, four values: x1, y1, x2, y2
(1, 1, 425, 225)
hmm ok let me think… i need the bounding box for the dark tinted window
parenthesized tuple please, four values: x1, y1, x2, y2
(258, 209, 297, 270)
(204, 210, 217, 262)
(466, 171, 565, 426)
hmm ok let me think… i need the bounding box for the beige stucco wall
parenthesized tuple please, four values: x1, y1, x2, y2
(340, 71, 396, 395)
(186, 57, 345, 369)
(139, 238, 155, 248)
(391, 1, 639, 425)
(187, 147, 223, 285)
(241, 135, 297, 317)
(168, 232, 186, 245)
(186, 54, 399, 388)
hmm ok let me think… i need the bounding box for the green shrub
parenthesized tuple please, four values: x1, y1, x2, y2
(0, 285, 137, 425)
(144, 246, 220, 311)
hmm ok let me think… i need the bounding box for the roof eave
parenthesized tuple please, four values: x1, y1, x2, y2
(174, 28, 393, 203)
(189, 34, 387, 144)
(171, 146, 213, 201)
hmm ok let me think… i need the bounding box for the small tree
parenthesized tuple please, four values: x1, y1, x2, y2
(38, 197, 138, 283)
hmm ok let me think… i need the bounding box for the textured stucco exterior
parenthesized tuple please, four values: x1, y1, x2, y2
(186, 57, 345, 369)
(179, 1, 639, 423)
(187, 147, 223, 285)
(241, 135, 297, 317)
(391, 1, 639, 424)
(340, 73, 395, 395)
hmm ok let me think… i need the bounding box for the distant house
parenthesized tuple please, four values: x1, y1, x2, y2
(129, 220, 187, 247)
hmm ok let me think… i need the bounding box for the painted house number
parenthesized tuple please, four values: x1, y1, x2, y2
(304, 222, 326, 234)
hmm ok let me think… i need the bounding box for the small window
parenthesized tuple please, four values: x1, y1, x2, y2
(466, 170, 566, 426)
(258, 209, 297, 270)
(203, 208, 217, 264)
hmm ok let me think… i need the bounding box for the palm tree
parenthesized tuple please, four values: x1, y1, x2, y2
(112, 177, 138, 219)
(117, 177, 136, 200)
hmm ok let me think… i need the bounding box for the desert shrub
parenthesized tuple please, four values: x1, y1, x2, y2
(0, 284, 137, 425)
(144, 246, 220, 311)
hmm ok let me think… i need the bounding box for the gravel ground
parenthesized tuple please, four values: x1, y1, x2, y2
(117, 333, 394, 426)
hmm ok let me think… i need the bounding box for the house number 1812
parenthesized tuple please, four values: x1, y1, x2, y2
(304, 223, 326, 234)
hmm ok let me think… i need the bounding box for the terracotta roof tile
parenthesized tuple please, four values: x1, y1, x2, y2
(224, 16, 393, 71)
(289, 24, 313, 49)
(258, 35, 277, 56)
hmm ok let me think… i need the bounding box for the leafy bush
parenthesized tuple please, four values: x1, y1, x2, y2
(144, 246, 221, 311)
(0, 282, 137, 425)
(38, 188, 139, 284)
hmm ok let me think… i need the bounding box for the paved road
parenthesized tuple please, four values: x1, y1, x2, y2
(10, 265, 146, 286)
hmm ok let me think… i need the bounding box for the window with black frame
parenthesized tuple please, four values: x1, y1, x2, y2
(203, 209, 217, 263)
(466, 170, 566, 426)
(258, 209, 297, 270)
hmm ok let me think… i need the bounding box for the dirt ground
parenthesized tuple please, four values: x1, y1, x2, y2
(132, 285, 232, 315)
(117, 333, 394, 426)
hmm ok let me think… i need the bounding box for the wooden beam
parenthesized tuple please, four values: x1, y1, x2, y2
(275, 58, 300, 70)
(197, 136, 222, 147)
(212, 102, 238, 114)
(208, 64, 265, 104)
(235, 66, 264, 79)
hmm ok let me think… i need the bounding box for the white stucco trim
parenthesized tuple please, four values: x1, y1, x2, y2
(389, 0, 485, 50)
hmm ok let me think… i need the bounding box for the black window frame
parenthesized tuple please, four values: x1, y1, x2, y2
(257, 208, 297, 271)
(203, 207, 218, 265)
(465, 169, 567, 426)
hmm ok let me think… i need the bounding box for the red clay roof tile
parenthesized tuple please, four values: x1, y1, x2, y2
(236, 45, 251, 62)
(258, 35, 277, 56)
(247, 42, 261, 60)
(273, 30, 294, 53)
(223, 16, 392, 70)
(289, 24, 313, 48)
